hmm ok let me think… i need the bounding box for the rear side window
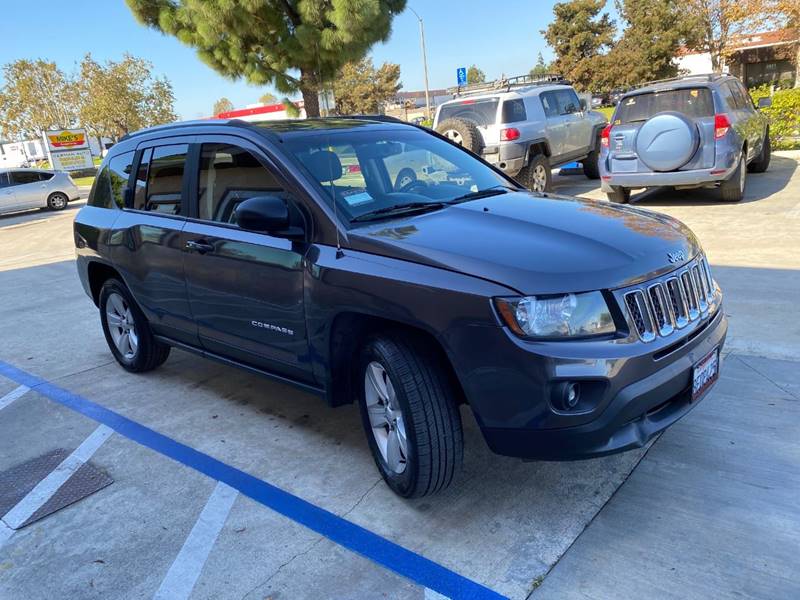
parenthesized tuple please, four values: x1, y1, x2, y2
(615, 88, 714, 124)
(108, 151, 134, 208)
(0, 172, 9, 188)
(197, 143, 285, 223)
(133, 145, 188, 215)
(501, 99, 527, 123)
(9, 171, 41, 185)
(554, 89, 581, 115)
(40, 172, 54, 181)
(438, 98, 499, 126)
(89, 167, 112, 208)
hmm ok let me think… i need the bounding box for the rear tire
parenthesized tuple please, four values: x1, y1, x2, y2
(435, 118, 484, 154)
(99, 278, 170, 373)
(357, 333, 463, 498)
(720, 153, 746, 202)
(582, 133, 601, 179)
(47, 192, 69, 211)
(517, 154, 552, 193)
(748, 131, 771, 173)
(606, 186, 631, 204)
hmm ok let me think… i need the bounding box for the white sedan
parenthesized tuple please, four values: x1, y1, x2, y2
(0, 168, 81, 215)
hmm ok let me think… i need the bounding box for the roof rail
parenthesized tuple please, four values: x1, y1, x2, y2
(329, 114, 407, 124)
(119, 119, 252, 142)
(446, 73, 568, 97)
(629, 73, 727, 90)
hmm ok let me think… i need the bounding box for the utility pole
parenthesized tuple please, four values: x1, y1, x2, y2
(408, 7, 431, 121)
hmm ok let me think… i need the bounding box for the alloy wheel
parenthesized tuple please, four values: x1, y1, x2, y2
(443, 129, 464, 146)
(532, 164, 548, 192)
(105, 292, 139, 360)
(364, 361, 408, 474)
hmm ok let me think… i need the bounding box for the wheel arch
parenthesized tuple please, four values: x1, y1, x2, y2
(326, 311, 467, 409)
(87, 260, 124, 307)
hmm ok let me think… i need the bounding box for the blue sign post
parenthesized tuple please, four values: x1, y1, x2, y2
(457, 67, 467, 86)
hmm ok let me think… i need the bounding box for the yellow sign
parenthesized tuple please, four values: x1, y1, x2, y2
(43, 128, 89, 151)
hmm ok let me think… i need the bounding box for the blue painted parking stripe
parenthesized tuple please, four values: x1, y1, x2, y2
(0, 359, 505, 600)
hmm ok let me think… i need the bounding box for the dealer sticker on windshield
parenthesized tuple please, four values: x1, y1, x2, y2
(692, 347, 719, 401)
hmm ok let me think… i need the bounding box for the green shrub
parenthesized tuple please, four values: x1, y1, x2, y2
(748, 86, 800, 150)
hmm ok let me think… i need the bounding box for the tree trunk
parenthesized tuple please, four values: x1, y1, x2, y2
(299, 70, 320, 117)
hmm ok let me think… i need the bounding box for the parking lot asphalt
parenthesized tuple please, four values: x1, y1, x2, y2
(1, 153, 798, 599)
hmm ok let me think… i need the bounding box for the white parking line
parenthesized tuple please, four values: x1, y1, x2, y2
(1, 424, 113, 531)
(153, 482, 238, 600)
(0, 385, 29, 411)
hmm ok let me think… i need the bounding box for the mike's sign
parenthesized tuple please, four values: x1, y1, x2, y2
(45, 130, 88, 150)
(42, 128, 93, 171)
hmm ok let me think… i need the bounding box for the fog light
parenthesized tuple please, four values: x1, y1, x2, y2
(564, 383, 580, 410)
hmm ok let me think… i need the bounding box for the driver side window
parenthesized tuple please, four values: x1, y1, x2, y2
(198, 143, 287, 224)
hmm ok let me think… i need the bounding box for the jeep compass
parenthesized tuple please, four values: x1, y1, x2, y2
(74, 117, 727, 497)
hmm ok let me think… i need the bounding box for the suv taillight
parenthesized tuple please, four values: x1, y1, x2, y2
(500, 127, 520, 141)
(714, 114, 731, 139)
(600, 124, 612, 148)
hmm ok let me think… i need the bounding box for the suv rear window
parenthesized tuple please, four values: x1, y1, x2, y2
(438, 98, 499, 127)
(615, 88, 714, 124)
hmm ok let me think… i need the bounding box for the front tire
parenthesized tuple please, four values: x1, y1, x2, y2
(517, 154, 552, 193)
(99, 278, 170, 372)
(748, 131, 771, 173)
(47, 192, 69, 210)
(357, 334, 463, 498)
(720, 153, 746, 202)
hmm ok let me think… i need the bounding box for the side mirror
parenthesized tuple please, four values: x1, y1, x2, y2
(579, 99, 588, 111)
(757, 96, 772, 109)
(234, 195, 290, 233)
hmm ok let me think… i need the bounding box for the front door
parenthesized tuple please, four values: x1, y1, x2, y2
(0, 172, 18, 212)
(182, 138, 312, 382)
(110, 140, 199, 346)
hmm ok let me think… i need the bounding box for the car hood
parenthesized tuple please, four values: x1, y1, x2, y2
(347, 192, 701, 295)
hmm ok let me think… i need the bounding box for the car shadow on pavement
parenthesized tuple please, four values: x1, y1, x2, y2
(0, 200, 86, 228)
(630, 154, 797, 207)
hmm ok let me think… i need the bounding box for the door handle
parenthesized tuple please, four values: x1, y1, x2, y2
(185, 240, 214, 254)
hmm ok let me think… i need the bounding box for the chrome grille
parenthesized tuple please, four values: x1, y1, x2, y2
(622, 255, 716, 342)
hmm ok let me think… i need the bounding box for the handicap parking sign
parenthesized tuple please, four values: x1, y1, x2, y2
(457, 67, 467, 86)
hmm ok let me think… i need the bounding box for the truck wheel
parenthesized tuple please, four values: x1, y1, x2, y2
(582, 133, 601, 179)
(99, 278, 170, 372)
(747, 131, 771, 173)
(435, 118, 484, 154)
(357, 333, 463, 498)
(719, 153, 746, 202)
(606, 186, 631, 204)
(517, 154, 552, 193)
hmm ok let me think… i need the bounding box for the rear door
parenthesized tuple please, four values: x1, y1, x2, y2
(609, 87, 716, 173)
(182, 136, 313, 382)
(555, 88, 592, 155)
(8, 170, 46, 208)
(540, 90, 568, 157)
(110, 139, 199, 346)
(730, 80, 762, 160)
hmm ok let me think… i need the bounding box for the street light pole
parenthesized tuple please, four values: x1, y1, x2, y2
(408, 7, 431, 121)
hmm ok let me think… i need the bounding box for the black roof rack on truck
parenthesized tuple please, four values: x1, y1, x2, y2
(447, 73, 568, 98)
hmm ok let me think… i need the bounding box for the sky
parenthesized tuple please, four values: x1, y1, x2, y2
(0, 1, 619, 120)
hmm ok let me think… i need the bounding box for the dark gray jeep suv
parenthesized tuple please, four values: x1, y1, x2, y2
(74, 117, 727, 497)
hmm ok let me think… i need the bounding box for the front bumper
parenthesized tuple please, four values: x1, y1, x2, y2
(447, 301, 727, 461)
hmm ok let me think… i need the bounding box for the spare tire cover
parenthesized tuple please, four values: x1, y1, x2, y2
(635, 111, 699, 172)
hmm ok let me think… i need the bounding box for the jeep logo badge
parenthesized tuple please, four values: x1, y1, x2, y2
(667, 250, 686, 264)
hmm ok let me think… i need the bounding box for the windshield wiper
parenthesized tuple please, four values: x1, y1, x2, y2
(351, 201, 448, 222)
(448, 185, 516, 204)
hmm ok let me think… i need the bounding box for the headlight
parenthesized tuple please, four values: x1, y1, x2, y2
(494, 292, 616, 338)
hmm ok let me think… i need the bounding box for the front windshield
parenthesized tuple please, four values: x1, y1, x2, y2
(283, 128, 512, 225)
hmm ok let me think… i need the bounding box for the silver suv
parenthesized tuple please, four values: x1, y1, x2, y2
(599, 74, 771, 203)
(433, 75, 607, 192)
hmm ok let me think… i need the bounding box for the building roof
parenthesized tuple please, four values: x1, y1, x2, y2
(677, 28, 798, 57)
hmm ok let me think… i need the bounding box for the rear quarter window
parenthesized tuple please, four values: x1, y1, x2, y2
(614, 88, 714, 124)
(89, 166, 112, 208)
(501, 99, 527, 123)
(438, 97, 499, 126)
(108, 151, 134, 208)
